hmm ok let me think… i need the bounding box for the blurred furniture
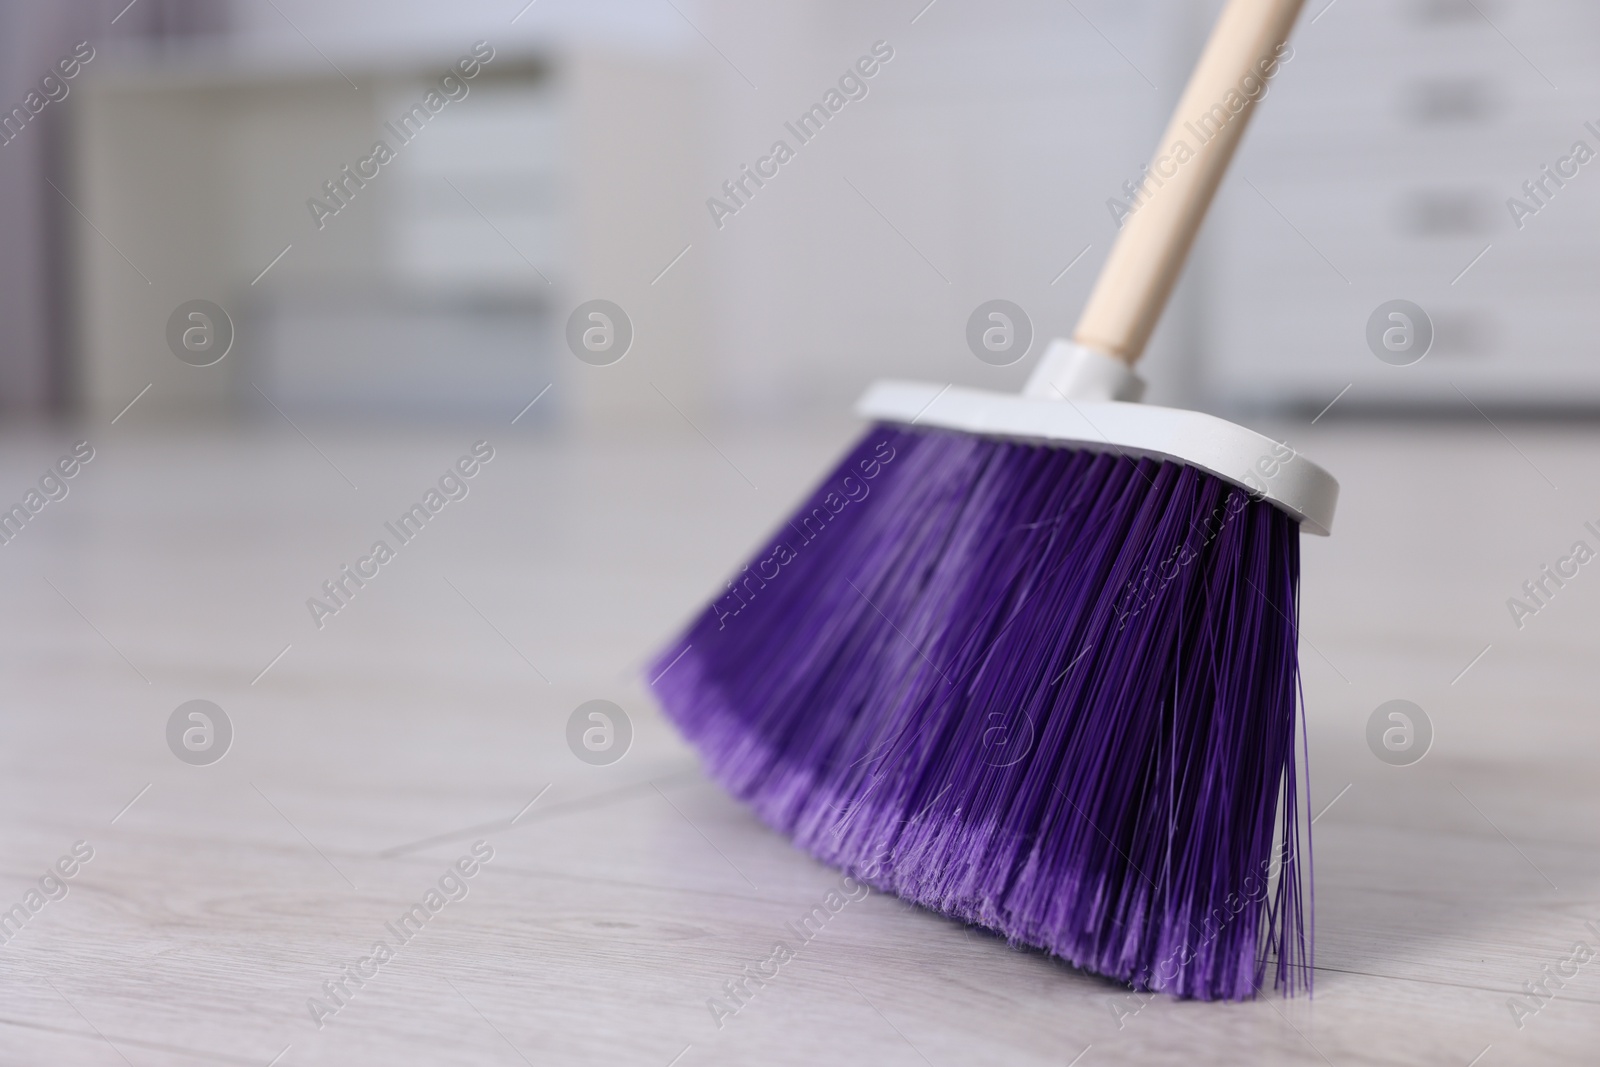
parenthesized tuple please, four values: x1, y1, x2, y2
(67, 38, 706, 424)
(1206, 0, 1600, 408)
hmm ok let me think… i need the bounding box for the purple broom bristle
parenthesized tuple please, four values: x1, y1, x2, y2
(649, 423, 1310, 1002)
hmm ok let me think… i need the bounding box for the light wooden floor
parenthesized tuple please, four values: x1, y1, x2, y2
(0, 414, 1596, 1066)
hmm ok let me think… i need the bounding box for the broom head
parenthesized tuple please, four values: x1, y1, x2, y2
(648, 375, 1337, 1002)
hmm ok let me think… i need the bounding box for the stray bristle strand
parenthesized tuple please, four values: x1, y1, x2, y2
(650, 424, 1309, 1001)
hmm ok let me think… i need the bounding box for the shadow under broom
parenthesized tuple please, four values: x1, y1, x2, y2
(649, 0, 1337, 1002)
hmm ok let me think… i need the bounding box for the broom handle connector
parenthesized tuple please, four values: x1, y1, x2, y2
(1072, 0, 1305, 367)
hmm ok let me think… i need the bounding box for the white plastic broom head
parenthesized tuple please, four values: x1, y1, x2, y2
(856, 340, 1339, 536)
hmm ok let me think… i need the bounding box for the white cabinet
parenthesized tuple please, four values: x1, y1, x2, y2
(69, 42, 706, 424)
(1205, 0, 1600, 407)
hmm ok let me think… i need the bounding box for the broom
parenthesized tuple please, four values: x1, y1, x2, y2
(649, 0, 1338, 1002)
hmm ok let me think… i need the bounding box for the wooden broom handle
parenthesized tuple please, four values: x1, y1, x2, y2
(1073, 0, 1305, 365)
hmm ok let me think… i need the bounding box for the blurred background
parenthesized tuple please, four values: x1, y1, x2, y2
(4, 1, 1600, 1063)
(3, 0, 1600, 1062)
(6, 0, 1596, 429)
